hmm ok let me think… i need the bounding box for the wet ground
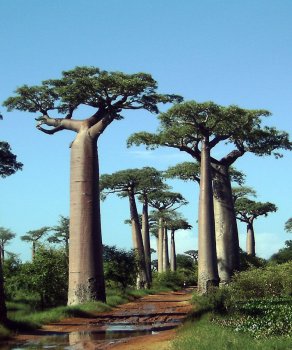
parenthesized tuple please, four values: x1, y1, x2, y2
(0, 288, 194, 350)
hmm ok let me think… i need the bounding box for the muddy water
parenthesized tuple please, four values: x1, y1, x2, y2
(1, 289, 194, 350)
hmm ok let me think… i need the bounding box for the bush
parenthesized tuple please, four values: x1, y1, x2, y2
(228, 262, 292, 299)
(152, 271, 184, 290)
(103, 245, 137, 290)
(191, 287, 231, 314)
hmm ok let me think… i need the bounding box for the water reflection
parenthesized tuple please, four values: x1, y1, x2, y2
(1, 327, 154, 350)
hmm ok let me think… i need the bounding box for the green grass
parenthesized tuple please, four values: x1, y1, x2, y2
(0, 325, 10, 341)
(171, 314, 292, 350)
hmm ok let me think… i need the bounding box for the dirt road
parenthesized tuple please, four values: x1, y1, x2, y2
(5, 288, 194, 350)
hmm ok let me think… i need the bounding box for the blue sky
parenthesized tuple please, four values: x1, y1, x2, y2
(0, 0, 291, 261)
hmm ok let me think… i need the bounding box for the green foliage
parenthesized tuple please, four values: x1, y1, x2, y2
(235, 198, 277, 222)
(147, 190, 188, 211)
(164, 162, 200, 183)
(128, 100, 291, 165)
(152, 271, 184, 290)
(3, 66, 182, 119)
(239, 249, 266, 271)
(0, 227, 16, 257)
(191, 287, 230, 314)
(103, 245, 137, 289)
(216, 297, 292, 338)
(228, 262, 292, 299)
(176, 254, 195, 270)
(47, 216, 69, 247)
(270, 240, 292, 264)
(285, 218, 292, 233)
(0, 141, 23, 178)
(12, 246, 68, 308)
(2, 254, 22, 300)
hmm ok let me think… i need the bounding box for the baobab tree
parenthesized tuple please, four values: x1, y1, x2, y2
(147, 190, 188, 273)
(136, 167, 166, 283)
(3, 66, 181, 304)
(100, 168, 151, 288)
(165, 216, 192, 271)
(128, 100, 291, 287)
(21, 227, 50, 259)
(0, 227, 15, 261)
(235, 197, 277, 256)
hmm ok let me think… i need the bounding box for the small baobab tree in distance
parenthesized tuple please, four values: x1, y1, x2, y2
(0, 227, 15, 261)
(235, 197, 277, 256)
(21, 227, 50, 259)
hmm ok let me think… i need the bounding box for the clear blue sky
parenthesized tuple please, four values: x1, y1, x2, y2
(0, 0, 291, 261)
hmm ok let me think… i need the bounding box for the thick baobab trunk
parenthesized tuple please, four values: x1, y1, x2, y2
(163, 228, 170, 272)
(128, 190, 148, 289)
(158, 217, 164, 273)
(212, 164, 240, 285)
(198, 136, 219, 294)
(170, 229, 176, 271)
(0, 255, 7, 325)
(246, 221, 255, 256)
(68, 130, 106, 305)
(142, 197, 152, 284)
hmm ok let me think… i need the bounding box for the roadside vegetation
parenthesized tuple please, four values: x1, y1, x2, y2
(171, 254, 292, 350)
(0, 242, 194, 340)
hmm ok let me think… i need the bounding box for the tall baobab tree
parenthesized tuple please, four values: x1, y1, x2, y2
(100, 168, 151, 288)
(3, 66, 181, 304)
(128, 100, 291, 288)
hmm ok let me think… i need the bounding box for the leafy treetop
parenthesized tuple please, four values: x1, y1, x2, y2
(3, 66, 182, 137)
(128, 101, 291, 166)
(285, 218, 292, 233)
(235, 198, 277, 223)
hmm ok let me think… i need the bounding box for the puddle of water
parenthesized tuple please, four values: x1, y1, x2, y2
(0, 320, 183, 350)
(0, 327, 155, 350)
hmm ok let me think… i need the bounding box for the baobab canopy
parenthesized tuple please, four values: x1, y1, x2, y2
(3, 66, 182, 130)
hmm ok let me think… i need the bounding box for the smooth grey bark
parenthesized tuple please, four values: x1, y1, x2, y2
(170, 229, 176, 271)
(128, 190, 149, 289)
(212, 164, 240, 285)
(0, 254, 7, 325)
(68, 130, 105, 304)
(163, 227, 170, 272)
(246, 221, 255, 256)
(142, 197, 152, 283)
(198, 137, 219, 294)
(158, 217, 164, 273)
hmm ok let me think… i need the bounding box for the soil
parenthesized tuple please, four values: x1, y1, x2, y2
(3, 287, 194, 350)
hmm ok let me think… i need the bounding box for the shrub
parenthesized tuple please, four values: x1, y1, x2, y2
(191, 287, 231, 314)
(152, 271, 184, 290)
(228, 262, 292, 299)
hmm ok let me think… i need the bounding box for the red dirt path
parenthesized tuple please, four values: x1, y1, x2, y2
(4, 288, 194, 350)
